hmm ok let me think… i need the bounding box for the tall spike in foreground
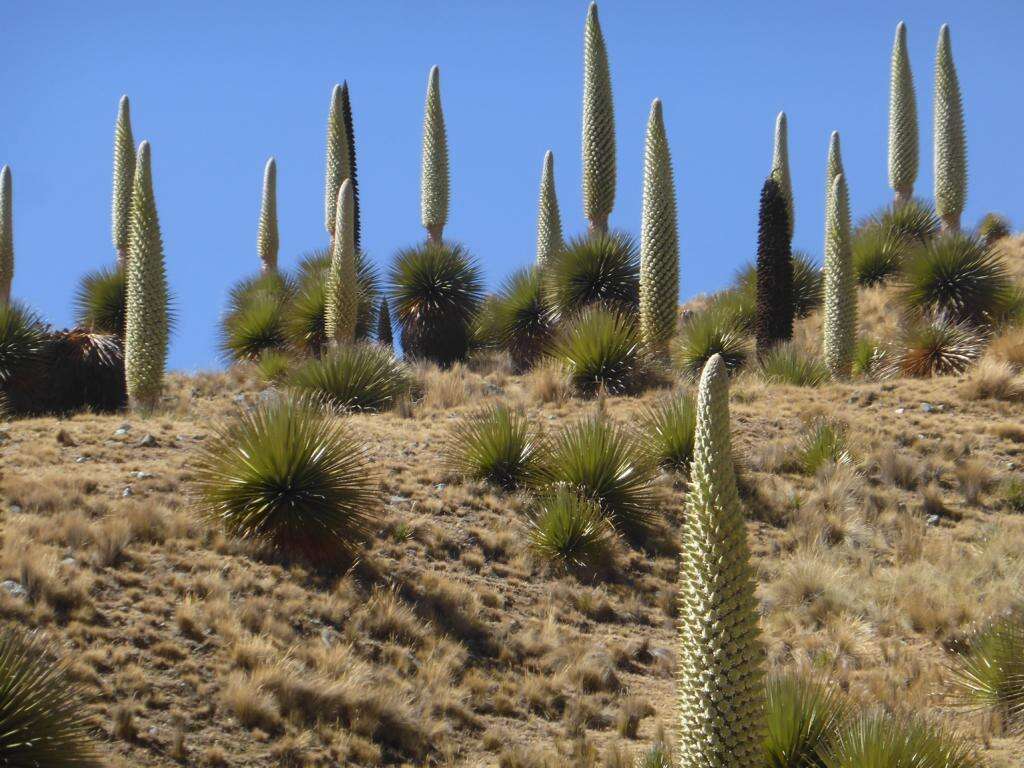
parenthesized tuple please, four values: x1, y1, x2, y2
(536, 151, 564, 267)
(377, 296, 393, 349)
(421, 66, 449, 243)
(825, 131, 844, 215)
(339, 81, 361, 252)
(257, 158, 279, 274)
(676, 354, 765, 768)
(324, 84, 351, 238)
(822, 173, 856, 378)
(124, 141, 169, 411)
(888, 22, 919, 207)
(0, 167, 11, 304)
(639, 99, 679, 359)
(754, 176, 793, 356)
(325, 179, 358, 346)
(112, 95, 136, 267)
(582, 2, 616, 234)
(934, 24, 966, 232)
(770, 111, 794, 238)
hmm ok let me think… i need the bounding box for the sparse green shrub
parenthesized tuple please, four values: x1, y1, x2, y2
(220, 291, 288, 363)
(893, 314, 983, 377)
(544, 231, 639, 321)
(901, 234, 1011, 324)
(0, 301, 44, 382)
(75, 266, 126, 336)
(490, 267, 553, 372)
(764, 675, 849, 768)
(0, 629, 101, 766)
(978, 213, 1012, 246)
(635, 743, 672, 768)
(389, 242, 483, 366)
(1002, 478, 1024, 514)
(852, 222, 910, 286)
(950, 612, 1024, 729)
(759, 344, 829, 387)
(826, 712, 982, 768)
(796, 420, 853, 475)
(638, 393, 696, 473)
(550, 306, 648, 397)
(528, 485, 614, 569)
(444, 404, 543, 490)
(675, 304, 750, 380)
(536, 415, 657, 537)
(192, 394, 381, 565)
(289, 344, 414, 412)
(852, 337, 888, 379)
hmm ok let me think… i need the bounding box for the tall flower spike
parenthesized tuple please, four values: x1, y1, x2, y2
(324, 84, 351, 238)
(377, 296, 393, 349)
(582, 2, 615, 234)
(676, 353, 765, 768)
(888, 22, 919, 207)
(934, 24, 966, 232)
(421, 66, 449, 243)
(771, 111, 793, 238)
(825, 131, 844, 215)
(124, 141, 169, 411)
(822, 173, 856, 378)
(325, 179, 358, 346)
(536, 151, 564, 267)
(0, 166, 11, 304)
(639, 98, 679, 359)
(340, 81, 361, 252)
(257, 158, 279, 274)
(112, 95, 136, 267)
(754, 176, 793, 356)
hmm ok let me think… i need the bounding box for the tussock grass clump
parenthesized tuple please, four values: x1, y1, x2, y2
(852, 338, 888, 379)
(389, 242, 483, 366)
(489, 267, 553, 372)
(535, 415, 657, 537)
(192, 395, 381, 565)
(444, 404, 543, 490)
(74, 266, 126, 336)
(950, 613, 1024, 729)
(528, 485, 614, 569)
(795, 420, 854, 475)
(892, 315, 983, 377)
(637, 393, 696, 473)
(675, 305, 750, 380)
(759, 344, 829, 387)
(550, 306, 648, 397)
(961, 358, 1023, 401)
(764, 674, 849, 768)
(901, 234, 1012, 324)
(826, 712, 983, 768)
(289, 345, 415, 412)
(543, 232, 639, 320)
(0, 629, 101, 766)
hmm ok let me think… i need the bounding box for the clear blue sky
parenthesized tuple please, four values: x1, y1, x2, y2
(4, 1, 1021, 370)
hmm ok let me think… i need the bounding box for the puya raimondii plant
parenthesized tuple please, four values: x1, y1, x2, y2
(325, 179, 358, 346)
(257, 157, 279, 274)
(324, 82, 361, 246)
(421, 66, 449, 244)
(536, 150, 564, 267)
(754, 175, 793, 357)
(111, 95, 136, 268)
(888, 22, 919, 207)
(823, 171, 856, 379)
(771, 111, 794, 238)
(934, 24, 967, 232)
(582, 2, 615, 234)
(0, 166, 12, 304)
(676, 353, 765, 768)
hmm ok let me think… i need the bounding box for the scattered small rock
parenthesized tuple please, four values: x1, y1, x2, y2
(895, 407, 905, 414)
(130, 471, 155, 480)
(137, 434, 159, 448)
(122, 486, 134, 498)
(1, 580, 26, 598)
(927, 514, 940, 526)
(60, 557, 76, 567)
(232, 394, 247, 404)
(114, 424, 132, 436)
(434, 483, 447, 492)
(920, 402, 936, 413)
(8, 504, 22, 515)
(75, 456, 90, 464)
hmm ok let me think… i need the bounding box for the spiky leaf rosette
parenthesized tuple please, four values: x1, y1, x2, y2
(0, 166, 12, 304)
(824, 131, 844, 216)
(795, 418, 854, 475)
(324, 84, 351, 237)
(536, 151, 564, 266)
(421, 66, 449, 242)
(292, 248, 380, 351)
(257, 157, 279, 274)
(550, 305, 648, 397)
(901, 233, 1011, 324)
(892, 313, 983, 377)
(192, 394, 381, 565)
(0, 301, 44, 382)
(528, 485, 614, 570)
(638, 393, 697, 473)
(340, 81, 361, 251)
(124, 141, 169, 410)
(377, 296, 393, 348)
(676, 354, 764, 768)
(934, 24, 967, 231)
(862, 198, 940, 245)
(851, 221, 910, 287)
(219, 291, 288, 363)
(735, 251, 822, 319)
(534, 413, 657, 537)
(888, 23, 919, 205)
(444, 404, 543, 490)
(0, 629, 101, 766)
(771, 111, 794, 238)
(289, 343, 414, 412)
(75, 266, 126, 336)
(754, 176, 794, 356)
(111, 96, 135, 263)
(826, 713, 983, 768)
(491, 267, 554, 372)
(758, 343, 829, 388)
(675, 304, 751, 380)
(544, 231, 639, 321)
(950, 613, 1024, 729)
(764, 675, 849, 768)
(389, 242, 483, 366)
(325, 180, 358, 346)
(822, 174, 856, 378)
(582, 2, 615, 233)
(639, 99, 680, 358)
(978, 213, 1011, 246)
